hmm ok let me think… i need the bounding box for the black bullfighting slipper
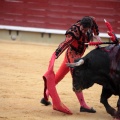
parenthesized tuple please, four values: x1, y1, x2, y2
(80, 106, 96, 113)
(40, 98, 51, 106)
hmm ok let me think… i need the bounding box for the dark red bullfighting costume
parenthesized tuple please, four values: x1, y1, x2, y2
(41, 16, 100, 114)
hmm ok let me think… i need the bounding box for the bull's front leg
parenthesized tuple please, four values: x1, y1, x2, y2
(100, 87, 116, 116)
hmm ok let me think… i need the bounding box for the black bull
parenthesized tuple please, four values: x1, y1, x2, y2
(67, 44, 120, 119)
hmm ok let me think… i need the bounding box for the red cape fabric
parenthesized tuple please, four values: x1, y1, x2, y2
(43, 52, 72, 114)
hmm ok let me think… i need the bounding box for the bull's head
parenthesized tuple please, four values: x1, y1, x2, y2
(66, 58, 94, 92)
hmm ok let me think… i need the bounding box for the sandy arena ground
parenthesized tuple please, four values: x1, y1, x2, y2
(0, 40, 118, 120)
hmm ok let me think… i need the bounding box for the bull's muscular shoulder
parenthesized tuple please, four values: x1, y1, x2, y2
(106, 45, 120, 74)
(65, 24, 81, 40)
(85, 47, 110, 70)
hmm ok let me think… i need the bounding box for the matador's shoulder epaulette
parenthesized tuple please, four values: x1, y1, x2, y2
(65, 23, 81, 40)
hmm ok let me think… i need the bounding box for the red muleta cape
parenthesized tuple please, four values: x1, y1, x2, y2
(42, 52, 72, 114)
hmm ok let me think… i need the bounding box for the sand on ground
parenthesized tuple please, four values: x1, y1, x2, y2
(0, 40, 118, 120)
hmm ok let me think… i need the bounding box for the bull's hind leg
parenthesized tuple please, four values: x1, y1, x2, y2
(100, 87, 116, 116)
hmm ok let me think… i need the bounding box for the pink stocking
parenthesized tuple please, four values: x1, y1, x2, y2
(75, 92, 90, 109)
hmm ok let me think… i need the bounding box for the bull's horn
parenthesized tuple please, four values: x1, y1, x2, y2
(66, 59, 84, 67)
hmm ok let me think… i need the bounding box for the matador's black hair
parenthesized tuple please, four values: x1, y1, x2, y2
(80, 16, 93, 28)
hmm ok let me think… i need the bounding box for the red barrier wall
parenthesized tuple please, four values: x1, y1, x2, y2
(0, 0, 120, 34)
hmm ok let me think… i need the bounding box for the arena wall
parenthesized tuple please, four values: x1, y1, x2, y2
(0, 0, 120, 43)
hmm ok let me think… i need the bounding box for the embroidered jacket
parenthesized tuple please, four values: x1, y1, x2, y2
(55, 17, 99, 60)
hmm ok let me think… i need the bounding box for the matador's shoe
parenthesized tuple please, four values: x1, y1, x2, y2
(40, 98, 51, 106)
(80, 106, 96, 113)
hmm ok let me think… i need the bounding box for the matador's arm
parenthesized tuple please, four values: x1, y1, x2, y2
(55, 24, 81, 58)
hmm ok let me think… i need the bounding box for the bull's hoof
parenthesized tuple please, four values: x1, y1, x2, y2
(40, 98, 51, 106)
(80, 106, 96, 113)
